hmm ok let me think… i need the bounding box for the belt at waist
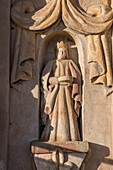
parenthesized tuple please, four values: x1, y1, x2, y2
(58, 76, 74, 82)
(58, 82, 73, 86)
(49, 76, 77, 86)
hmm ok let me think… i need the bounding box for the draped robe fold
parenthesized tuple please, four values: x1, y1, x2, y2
(41, 59, 81, 142)
(11, 1, 113, 92)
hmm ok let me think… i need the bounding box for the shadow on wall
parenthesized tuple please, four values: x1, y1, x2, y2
(85, 142, 113, 170)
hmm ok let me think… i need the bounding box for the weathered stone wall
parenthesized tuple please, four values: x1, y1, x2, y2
(0, 0, 10, 169)
(8, 1, 45, 169)
(80, 1, 113, 170)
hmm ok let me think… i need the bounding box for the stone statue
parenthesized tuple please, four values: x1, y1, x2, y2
(41, 41, 81, 142)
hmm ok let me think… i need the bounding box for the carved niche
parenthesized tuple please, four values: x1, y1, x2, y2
(31, 32, 89, 170)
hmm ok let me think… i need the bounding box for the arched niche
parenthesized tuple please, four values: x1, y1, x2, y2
(38, 30, 83, 137)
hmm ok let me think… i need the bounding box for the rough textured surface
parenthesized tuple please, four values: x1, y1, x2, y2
(80, 33, 113, 169)
(8, 87, 39, 170)
(0, 0, 10, 169)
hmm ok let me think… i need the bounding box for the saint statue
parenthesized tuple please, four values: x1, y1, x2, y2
(41, 41, 81, 142)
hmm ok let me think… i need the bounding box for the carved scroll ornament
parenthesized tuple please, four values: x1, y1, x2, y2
(11, 0, 113, 92)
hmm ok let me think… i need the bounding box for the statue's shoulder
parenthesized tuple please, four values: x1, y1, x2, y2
(68, 59, 75, 63)
(68, 59, 76, 66)
(68, 60, 81, 75)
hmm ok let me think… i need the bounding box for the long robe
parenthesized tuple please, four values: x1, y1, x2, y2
(41, 59, 81, 142)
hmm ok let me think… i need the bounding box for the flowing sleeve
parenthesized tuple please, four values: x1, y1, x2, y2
(42, 60, 59, 115)
(69, 60, 82, 117)
(42, 60, 54, 92)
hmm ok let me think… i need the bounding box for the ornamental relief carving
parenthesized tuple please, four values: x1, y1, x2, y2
(11, 0, 113, 93)
(10, 0, 113, 169)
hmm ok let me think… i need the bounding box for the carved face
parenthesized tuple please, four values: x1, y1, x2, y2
(57, 48, 66, 60)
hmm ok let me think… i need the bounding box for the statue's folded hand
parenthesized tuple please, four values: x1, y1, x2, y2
(49, 77, 58, 85)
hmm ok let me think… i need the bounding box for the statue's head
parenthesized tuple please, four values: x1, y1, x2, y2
(57, 41, 67, 60)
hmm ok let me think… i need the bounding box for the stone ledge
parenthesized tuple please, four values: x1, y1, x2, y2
(31, 141, 89, 154)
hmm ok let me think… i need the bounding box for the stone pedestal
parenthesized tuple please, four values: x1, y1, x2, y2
(31, 141, 90, 170)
